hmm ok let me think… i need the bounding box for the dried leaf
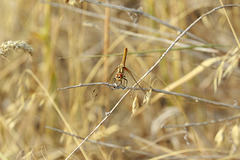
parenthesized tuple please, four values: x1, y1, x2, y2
(213, 76, 218, 93)
(231, 125, 239, 145)
(27, 94, 36, 109)
(214, 47, 240, 92)
(214, 61, 224, 92)
(214, 126, 225, 147)
(39, 99, 45, 106)
(217, 61, 224, 85)
(132, 95, 139, 115)
(143, 88, 152, 106)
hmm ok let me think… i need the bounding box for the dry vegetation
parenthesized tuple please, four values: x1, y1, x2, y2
(1, 0, 240, 159)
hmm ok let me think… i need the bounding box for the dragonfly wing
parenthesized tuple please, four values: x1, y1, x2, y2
(92, 67, 118, 99)
(123, 67, 147, 94)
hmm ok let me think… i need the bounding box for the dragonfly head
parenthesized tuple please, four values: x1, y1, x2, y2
(115, 73, 123, 81)
(114, 73, 127, 86)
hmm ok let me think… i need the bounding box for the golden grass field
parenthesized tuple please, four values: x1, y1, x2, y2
(1, 0, 240, 159)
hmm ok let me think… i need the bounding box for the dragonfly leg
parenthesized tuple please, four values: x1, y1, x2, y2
(113, 77, 116, 83)
(117, 80, 124, 89)
(123, 76, 128, 87)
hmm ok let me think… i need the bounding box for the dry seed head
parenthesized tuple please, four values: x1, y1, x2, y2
(214, 47, 240, 92)
(214, 125, 226, 147)
(231, 125, 240, 146)
(143, 88, 152, 106)
(0, 40, 33, 58)
(132, 95, 139, 115)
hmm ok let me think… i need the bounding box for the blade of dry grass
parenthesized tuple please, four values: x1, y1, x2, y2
(219, 0, 240, 48)
(23, 70, 88, 158)
(65, 4, 240, 159)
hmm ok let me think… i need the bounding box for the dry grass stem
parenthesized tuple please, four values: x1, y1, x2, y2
(163, 114, 240, 128)
(2, 1, 240, 160)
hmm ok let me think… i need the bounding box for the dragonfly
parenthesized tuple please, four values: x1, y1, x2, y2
(93, 48, 149, 99)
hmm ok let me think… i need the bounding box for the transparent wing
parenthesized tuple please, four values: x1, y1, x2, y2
(123, 67, 151, 95)
(92, 67, 118, 100)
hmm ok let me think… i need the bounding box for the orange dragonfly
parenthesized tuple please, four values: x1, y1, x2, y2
(93, 48, 147, 99)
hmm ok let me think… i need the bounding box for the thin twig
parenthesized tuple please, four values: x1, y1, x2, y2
(65, 89, 131, 160)
(40, 0, 205, 43)
(136, 4, 240, 89)
(58, 82, 117, 89)
(79, 0, 206, 42)
(40, 0, 161, 37)
(58, 82, 240, 110)
(40, 0, 223, 56)
(64, 4, 240, 159)
(162, 114, 240, 128)
(46, 126, 153, 157)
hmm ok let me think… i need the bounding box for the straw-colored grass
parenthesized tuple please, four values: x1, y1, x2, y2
(1, 0, 240, 159)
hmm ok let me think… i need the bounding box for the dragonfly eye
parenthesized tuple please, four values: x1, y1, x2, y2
(115, 73, 123, 80)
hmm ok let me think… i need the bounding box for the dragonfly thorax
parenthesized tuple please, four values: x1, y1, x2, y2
(115, 66, 125, 81)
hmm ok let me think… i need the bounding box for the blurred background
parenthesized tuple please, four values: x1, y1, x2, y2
(1, 0, 240, 159)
